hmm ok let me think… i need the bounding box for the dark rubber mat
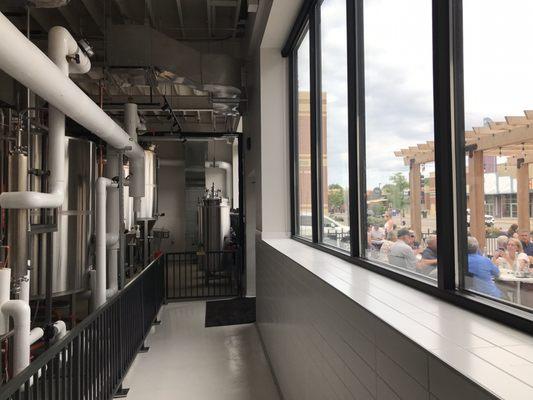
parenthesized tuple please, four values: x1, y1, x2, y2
(205, 297, 256, 327)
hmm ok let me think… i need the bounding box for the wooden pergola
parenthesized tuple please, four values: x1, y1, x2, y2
(395, 111, 533, 249)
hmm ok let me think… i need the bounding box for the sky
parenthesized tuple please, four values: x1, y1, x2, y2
(304, 0, 533, 190)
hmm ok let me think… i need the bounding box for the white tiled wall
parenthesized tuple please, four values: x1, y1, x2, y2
(256, 240, 499, 400)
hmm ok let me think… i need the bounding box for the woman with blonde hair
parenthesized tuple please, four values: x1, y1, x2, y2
(493, 237, 529, 273)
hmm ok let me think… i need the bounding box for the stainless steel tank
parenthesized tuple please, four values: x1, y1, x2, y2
(198, 192, 231, 272)
(31, 137, 96, 298)
(198, 197, 230, 253)
(7, 151, 28, 283)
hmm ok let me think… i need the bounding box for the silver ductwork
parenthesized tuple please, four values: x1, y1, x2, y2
(105, 25, 241, 116)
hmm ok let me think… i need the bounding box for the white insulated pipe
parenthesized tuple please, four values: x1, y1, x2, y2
(105, 148, 120, 298)
(52, 320, 67, 342)
(0, 15, 145, 209)
(29, 327, 44, 345)
(1, 300, 31, 376)
(0, 26, 90, 209)
(0, 268, 11, 335)
(125, 103, 145, 205)
(95, 177, 118, 309)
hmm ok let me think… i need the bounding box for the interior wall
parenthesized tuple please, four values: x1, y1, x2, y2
(153, 142, 186, 252)
(153, 139, 236, 252)
(259, 47, 291, 238)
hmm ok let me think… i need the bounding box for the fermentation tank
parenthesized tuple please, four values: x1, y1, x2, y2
(31, 137, 96, 298)
(198, 185, 230, 255)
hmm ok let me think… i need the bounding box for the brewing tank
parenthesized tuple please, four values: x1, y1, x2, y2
(198, 196, 230, 253)
(31, 137, 96, 298)
(7, 151, 28, 283)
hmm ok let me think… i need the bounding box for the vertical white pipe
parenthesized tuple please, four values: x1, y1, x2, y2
(125, 103, 145, 206)
(1, 300, 30, 376)
(0, 268, 11, 335)
(105, 148, 120, 297)
(95, 177, 117, 309)
(106, 253, 118, 298)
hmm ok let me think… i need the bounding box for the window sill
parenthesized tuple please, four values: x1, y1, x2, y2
(262, 237, 533, 400)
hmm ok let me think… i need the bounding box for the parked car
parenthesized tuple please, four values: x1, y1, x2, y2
(299, 214, 350, 240)
(466, 209, 495, 227)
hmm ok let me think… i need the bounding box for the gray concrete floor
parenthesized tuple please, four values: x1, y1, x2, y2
(123, 301, 281, 400)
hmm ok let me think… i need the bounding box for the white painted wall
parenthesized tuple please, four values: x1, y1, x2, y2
(259, 47, 291, 238)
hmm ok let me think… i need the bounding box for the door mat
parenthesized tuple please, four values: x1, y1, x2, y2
(205, 297, 256, 327)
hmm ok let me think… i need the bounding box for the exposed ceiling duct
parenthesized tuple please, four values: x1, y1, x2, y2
(105, 24, 242, 117)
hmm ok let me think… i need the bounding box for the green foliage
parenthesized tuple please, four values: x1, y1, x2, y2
(367, 215, 386, 227)
(328, 184, 345, 212)
(381, 172, 409, 211)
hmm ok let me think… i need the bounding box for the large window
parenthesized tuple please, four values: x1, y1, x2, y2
(286, 0, 533, 331)
(363, 0, 436, 279)
(295, 31, 313, 239)
(320, 0, 350, 252)
(461, 0, 533, 311)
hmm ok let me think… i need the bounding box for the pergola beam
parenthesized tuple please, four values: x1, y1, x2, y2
(517, 162, 531, 231)
(468, 151, 485, 249)
(409, 161, 422, 240)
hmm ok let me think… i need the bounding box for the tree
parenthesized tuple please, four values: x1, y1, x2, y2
(328, 184, 345, 213)
(382, 172, 409, 212)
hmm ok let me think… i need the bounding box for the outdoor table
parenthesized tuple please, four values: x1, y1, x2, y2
(496, 272, 533, 305)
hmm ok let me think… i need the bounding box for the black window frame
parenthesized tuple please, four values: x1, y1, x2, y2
(284, 0, 533, 334)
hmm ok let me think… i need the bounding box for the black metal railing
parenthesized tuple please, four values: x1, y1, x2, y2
(165, 250, 242, 300)
(0, 255, 165, 400)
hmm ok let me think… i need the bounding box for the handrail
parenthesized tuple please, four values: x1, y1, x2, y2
(0, 254, 164, 398)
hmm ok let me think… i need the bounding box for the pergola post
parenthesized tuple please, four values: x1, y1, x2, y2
(516, 160, 530, 231)
(409, 160, 422, 240)
(468, 151, 485, 249)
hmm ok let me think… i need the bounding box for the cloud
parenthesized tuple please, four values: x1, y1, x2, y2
(300, 0, 533, 190)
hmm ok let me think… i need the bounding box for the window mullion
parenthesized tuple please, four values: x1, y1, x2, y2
(432, 0, 457, 291)
(310, 6, 322, 244)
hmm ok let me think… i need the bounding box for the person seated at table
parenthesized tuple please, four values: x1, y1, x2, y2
(518, 229, 533, 265)
(389, 229, 436, 272)
(420, 235, 437, 277)
(496, 235, 509, 254)
(368, 225, 385, 249)
(467, 237, 502, 298)
(492, 238, 529, 274)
